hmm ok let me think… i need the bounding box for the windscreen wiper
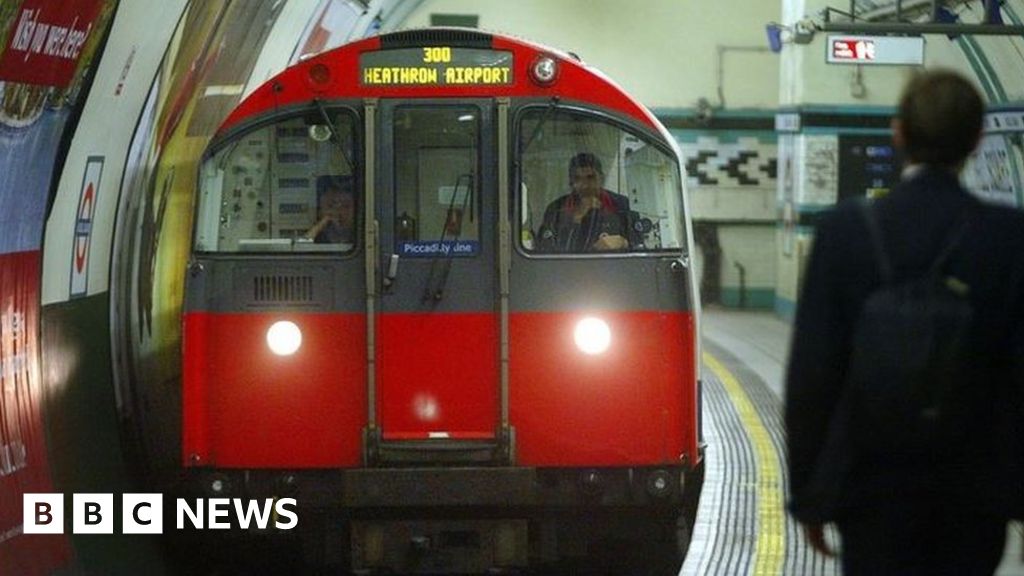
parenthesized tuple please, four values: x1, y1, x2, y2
(520, 96, 560, 155)
(423, 173, 474, 303)
(313, 98, 355, 175)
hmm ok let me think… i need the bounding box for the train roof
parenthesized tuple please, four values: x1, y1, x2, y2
(218, 27, 662, 137)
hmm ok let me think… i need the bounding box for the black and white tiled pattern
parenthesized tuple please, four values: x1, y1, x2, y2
(680, 137, 778, 189)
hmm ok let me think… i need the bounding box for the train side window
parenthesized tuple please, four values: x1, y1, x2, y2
(517, 109, 683, 255)
(391, 106, 479, 251)
(194, 109, 358, 253)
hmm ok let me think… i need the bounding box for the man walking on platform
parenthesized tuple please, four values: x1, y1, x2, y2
(785, 69, 1024, 575)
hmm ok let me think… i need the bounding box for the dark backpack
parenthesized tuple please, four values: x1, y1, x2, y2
(804, 200, 974, 519)
(848, 200, 973, 454)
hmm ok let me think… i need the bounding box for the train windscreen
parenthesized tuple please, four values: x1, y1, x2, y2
(518, 108, 683, 254)
(194, 109, 358, 253)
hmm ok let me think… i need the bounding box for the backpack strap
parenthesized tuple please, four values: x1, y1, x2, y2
(925, 217, 971, 279)
(858, 198, 971, 284)
(857, 199, 893, 285)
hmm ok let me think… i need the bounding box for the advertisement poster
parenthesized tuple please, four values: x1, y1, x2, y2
(0, 0, 105, 88)
(797, 134, 839, 206)
(0, 0, 115, 573)
(962, 133, 1022, 208)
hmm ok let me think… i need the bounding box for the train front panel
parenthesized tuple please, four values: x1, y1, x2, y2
(181, 28, 702, 573)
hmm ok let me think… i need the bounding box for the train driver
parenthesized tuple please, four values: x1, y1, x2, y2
(536, 152, 634, 253)
(305, 175, 355, 244)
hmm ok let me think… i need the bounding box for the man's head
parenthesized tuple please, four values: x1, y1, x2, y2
(569, 152, 605, 198)
(318, 176, 355, 227)
(893, 69, 984, 169)
(320, 188, 354, 225)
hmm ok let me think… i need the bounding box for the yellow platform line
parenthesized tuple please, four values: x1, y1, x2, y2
(704, 351, 786, 576)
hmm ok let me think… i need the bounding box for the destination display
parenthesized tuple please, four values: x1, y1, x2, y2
(360, 47, 513, 86)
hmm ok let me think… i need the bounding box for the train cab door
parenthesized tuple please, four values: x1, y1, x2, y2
(372, 100, 500, 460)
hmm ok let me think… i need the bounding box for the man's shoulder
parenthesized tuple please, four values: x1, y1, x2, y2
(603, 190, 630, 209)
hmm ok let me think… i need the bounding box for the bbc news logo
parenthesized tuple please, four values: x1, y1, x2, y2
(24, 494, 298, 534)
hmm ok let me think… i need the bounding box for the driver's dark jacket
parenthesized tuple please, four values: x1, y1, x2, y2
(536, 190, 633, 252)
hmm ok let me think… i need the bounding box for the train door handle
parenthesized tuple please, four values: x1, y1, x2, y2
(383, 253, 400, 288)
(670, 256, 689, 272)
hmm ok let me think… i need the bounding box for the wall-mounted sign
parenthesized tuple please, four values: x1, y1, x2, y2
(826, 35, 925, 65)
(70, 156, 102, 298)
(775, 113, 801, 133)
(984, 110, 1024, 133)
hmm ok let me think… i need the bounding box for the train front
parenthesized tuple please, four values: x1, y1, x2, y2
(181, 28, 702, 574)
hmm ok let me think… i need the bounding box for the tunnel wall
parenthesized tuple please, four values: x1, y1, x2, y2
(34, 0, 186, 572)
(1, 0, 399, 572)
(0, 1, 118, 573)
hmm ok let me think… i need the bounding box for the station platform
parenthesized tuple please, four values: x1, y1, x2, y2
(682, 307, 1023, 576)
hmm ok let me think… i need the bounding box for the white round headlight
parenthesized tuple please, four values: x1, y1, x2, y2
(574, 317, 611, 355)
(266, 320, 302, 356)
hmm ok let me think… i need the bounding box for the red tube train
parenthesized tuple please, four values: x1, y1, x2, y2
(182, 28, 703, 574)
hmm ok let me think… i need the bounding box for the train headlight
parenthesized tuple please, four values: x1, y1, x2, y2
(645, 469, 674, 498)
(266, 320, 302, 356)
(574, 317, 611, 355)
(308, 62, 331, 86)
(530, 54, 559, 86)
(206, 473, 232, 496)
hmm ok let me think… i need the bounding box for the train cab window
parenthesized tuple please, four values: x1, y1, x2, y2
(194, 109, 358, 253)
(518, 109, 683, 254)
(391, 107, 479, 250)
